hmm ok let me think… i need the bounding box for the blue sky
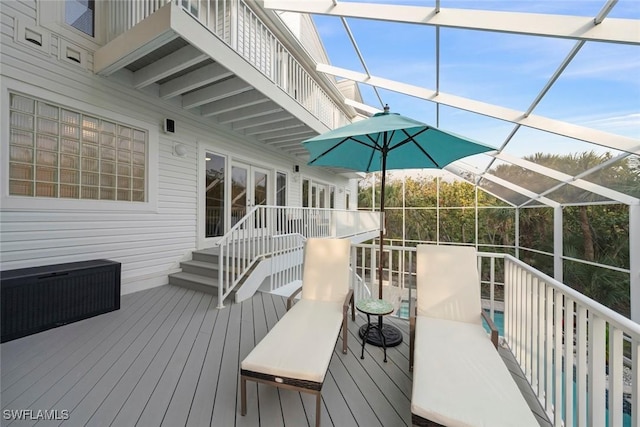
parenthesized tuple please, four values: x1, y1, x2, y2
(312, 0, 640, 170)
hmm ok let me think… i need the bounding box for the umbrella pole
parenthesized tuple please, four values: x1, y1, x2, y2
(378, 150, 387, 305)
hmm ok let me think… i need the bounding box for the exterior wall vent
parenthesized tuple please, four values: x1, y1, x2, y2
(14, 19, 50, 55)
(59, 39, 88, 69)
(24, 28, 43, 46)
(66, 46, 82, 63)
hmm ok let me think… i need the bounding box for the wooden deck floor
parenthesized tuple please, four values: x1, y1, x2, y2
(1, 285, 550, 427)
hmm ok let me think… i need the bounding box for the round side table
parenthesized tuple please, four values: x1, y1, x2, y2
(356, 298, 396, 362)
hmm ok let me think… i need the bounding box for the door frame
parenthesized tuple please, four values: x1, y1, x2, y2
(230, 160, 272, 229)
(197, 143, 275, 249)
(198, 145, 228, 249)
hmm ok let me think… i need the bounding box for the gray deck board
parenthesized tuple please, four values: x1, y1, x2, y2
(1, 285, 549, 427)
(54, 287, 192, 426)
(0, 286, 156, 392)
(2, 286, 177, 413)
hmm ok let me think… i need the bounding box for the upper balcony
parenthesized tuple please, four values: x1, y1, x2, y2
(95, 0, 354, 159)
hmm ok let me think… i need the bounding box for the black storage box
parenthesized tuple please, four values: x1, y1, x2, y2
(1, 259, 121, 343)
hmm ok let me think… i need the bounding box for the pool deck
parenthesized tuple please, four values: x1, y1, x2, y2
(1, 285, 550, 426)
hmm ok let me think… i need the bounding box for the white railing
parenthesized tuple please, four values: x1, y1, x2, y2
(106, 0, 169, 41)
(216, 206, 380, 307)
(269, 233, 305, 291)
(505, 256, 638, 427)
(104, 0, 350, 130)
(350, 242, 637, 426)
(267, 236, 372, 300)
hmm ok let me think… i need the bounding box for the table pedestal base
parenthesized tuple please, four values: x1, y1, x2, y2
(359, 323, 403, 347)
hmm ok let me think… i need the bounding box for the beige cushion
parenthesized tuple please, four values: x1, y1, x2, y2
(416, 245, 482, 325)
(241, 299, 342, 383)
(411, 316, 539, 427)
(301, 238, 351, 304)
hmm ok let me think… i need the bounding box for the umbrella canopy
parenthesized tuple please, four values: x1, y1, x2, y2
(302, 106, 496, 303)
(304, 109, 495, 172)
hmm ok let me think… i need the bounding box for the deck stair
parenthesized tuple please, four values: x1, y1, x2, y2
(168, 247, 222, 294)
(168, 241, 265, 296)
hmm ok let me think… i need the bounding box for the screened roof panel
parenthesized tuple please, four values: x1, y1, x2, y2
(501, 127, 624, 173)
(520, 198, 549, 208)
(489, 159, 564, 195)
(476, 177, 529, 206)
(299, 0, 639, 205)
(581, 155, 640, 200)
(438, 0, 604, 16)
(437, 106, 514, 153)
(533, 42, 640, 141)
(609, 0, 640, 18)
(439, 29, 574, 112)
(545, 186, 614, 204)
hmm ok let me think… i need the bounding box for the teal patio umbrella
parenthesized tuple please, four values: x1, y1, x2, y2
(302, 105, 495, 346)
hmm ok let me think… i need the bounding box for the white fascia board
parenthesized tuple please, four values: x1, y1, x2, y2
(318, 64, 640, 155)
(495, 153, 639, 205)
(264, 1, 640, 45)
(94, 3, 177, 75)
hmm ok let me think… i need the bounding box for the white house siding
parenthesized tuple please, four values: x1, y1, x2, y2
(0, 4, 353, 295)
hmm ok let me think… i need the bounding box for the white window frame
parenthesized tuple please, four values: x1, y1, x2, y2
(1, 79, 158, 213)
(275, 170, 288, 207)
(39, 1, 105, 51)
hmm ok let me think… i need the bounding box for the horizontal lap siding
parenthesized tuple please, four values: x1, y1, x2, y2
(0, 3, 351, 295)
(0, 2, 196, 294)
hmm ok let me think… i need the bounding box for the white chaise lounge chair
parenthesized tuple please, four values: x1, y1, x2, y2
(240, 238, 354, 427)
(410, 244, 539, 427)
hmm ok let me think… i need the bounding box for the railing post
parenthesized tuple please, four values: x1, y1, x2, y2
(217, 245, 225, 309)
(630, 204, 640, 322)
(553, 206, 563, 282)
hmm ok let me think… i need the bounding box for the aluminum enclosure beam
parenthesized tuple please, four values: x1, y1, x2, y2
(264, 1, 640, 45)
(494, 153, 640, 205)
(332, 66, 640, 154)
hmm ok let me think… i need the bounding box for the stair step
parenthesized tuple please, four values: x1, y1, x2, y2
(192, 249, 219, 264)
(169, 271, 218, 295)
(180, 260, 219, 276)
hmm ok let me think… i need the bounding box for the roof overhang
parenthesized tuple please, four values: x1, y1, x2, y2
(94, 2, 344, 161)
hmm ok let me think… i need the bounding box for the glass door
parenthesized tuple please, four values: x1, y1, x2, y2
(231, 162, 271, 230)
(204, 152, 226, 239)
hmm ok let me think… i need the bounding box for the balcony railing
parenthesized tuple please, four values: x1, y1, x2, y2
(104, 0, 350, 130)
(215, 206, 379, 308)
(350, 242, 638, 427)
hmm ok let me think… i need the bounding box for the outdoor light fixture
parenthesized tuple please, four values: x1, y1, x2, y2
(173, 142, 187, 157)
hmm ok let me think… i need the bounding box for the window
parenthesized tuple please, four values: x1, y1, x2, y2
(330, 186, 335, 209)
(65, 0, 94, 37)
(346, 191, 351, 210)
(8, 93, 147, 202)
(276, 172, 287, 206)
(302, 179, 309, 207)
